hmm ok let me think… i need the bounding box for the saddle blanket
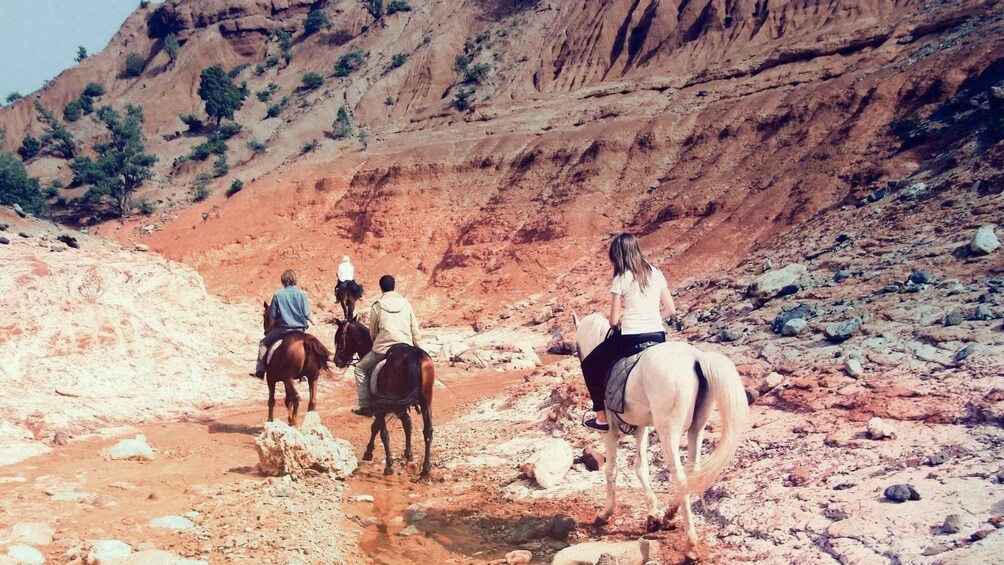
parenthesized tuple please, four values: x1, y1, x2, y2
(604, 341, 662, 415)
(369, 360, 387, 395)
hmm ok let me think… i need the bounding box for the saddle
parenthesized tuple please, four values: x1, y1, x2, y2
(369, 359, 387, 395)
(265, 331, 303, 364)
(604, 340, 662, 418)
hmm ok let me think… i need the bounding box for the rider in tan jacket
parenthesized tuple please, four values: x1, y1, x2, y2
(352, 274, 420, 414)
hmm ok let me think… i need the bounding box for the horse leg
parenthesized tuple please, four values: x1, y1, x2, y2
(399, 411, 414, 462)
(379, 417, 393, 476)
(596, 413, 618, 525)
(363, 417, 380, 461)
(267, 378, 277, 422)
(634, 427, 661, 532)
(661, 430, 699, 562)
(420, 405, 433, 477)
(688, 424, 706, 473)
(307, 376, 317, 413)
(283, 379, 300, 426)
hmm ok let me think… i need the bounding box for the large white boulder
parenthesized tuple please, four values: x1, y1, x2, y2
(11, 523, 54, 546)
(108, 435, 155, 461)
(255, 412, 357, 479)
(551, 539, 660, 565)
(750, 264, 807, 302)
(970, 225, 1000, 256)
(6, 545, 44, 565)
(86, 540, 132, 564)
(522, 438, 573, 489)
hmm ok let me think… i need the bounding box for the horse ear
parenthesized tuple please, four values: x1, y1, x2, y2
(334, 318, 345, 327)
(572, 312, 579, 328)
(263, 300, 269, 309)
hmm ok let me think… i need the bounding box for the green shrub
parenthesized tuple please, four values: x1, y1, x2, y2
(334, 51, 366, 77)
(34, 102, 76, 159)
(332, 106, 352, 139)
(212, 155, 229, 178)
(304, 9, 329, 34)
(18, 136, 41, 160)
(272, 29, 293, 50)
(247, 139, 267, 154)
(228, 63, 251, 79)
(464, 62, 491, 84)
(266, 96, 290, 118)
(357, 129, 368, 147)
(453, 54, 471, 74)
(137, 199, 157, 215)
(227, 178, 244, 196)
(75, 46, 88, 63)
(63, 99, 83, 123)
(301, 139, 319, 154)
(123, 52, 147, 78)
(193, 173, 211, 201)
(164, 33, 180, 62)
(300, 72, 324, 91)
(189, 137, 226, 161)
(217, 121, 242, 139)
(453, 87, 475, 111)
(387, 52, 408, 71)
(265, 55, 280, 68)
(386, 0, 411, 14)
(78, 95, 94, 115)
(140, 1, 150, 8)
(0, 152, 47, 215)
(384, 97, 396, 106)
(254, 63, 266, 76)
(5, 92, 22, 104)
(283, 49, 294, 64)
(890, 115, 926, 147)
(362, 0, 383, 19)
(83, 82, 106, 97)
(42, 185, 60, 199)
(178, 114, 205, 132)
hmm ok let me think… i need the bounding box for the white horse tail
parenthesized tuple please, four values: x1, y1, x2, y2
(680, 350, 750, 497)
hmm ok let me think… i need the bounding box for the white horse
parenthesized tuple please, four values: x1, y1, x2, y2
(573, 312, 750, 562)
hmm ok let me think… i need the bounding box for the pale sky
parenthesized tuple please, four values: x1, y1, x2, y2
(0, 0, 149, 98)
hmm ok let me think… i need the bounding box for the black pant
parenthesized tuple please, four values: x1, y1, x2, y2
(581, 331, 666, 412)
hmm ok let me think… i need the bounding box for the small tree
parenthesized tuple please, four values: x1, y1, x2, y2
(79, 95, 95, 115)
(334, 51, 366, 77)
(362, 0, 383, 19)
(332, 106, 352, 139)
(227, 178, 244, 196)
(357, 128, 369, 148)
(69, 104, 157, 217)
(63, 99, 83, 123)
(386, 0, 411, 14)
(453, 87, 475, 111)
(0, 151, 47, 216)
(193, 174, 211, 201)
(178, 114, 205, 132)
(247, 139, 267, 154)
(164, 33, 180, 62)
(272, 29, 292, 50)
(5, 92, 21, 104)
(75, 46, 88, 63)
(267, 96, 290, 118)
(18, 136, 41, 160)
(83, 82, 106, 97)
(211, 155, 229, 178)
(217, 121, 242, 139)
(300, 72, 324, 91)
(123, 52, 147, 78)
(304, 9, 329, 34)
(34, 102, 76, 159)
(198, 65, 245, 127)
(387, 52, 408, 71)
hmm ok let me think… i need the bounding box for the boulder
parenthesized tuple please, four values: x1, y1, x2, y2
(255, 411, 357, 479)
(944, 311, 963, 326)
(970, 225, 1000, 256)
(867, 417, 895, 439)
(11, 523, 55, 546)
(844, 358, 864, 378)
(824, 318, 861, 343)
(751, 264, 807, 303)
(548, 515, 577, 541)
(534, 306, 555, 325)
(517, 342, 542, 366)
(901, 182, 928, 200)
(973, 305, 996, 321)
(523, 438, 573, 489)
(6, 545, 44, 565)
(134, 244, 149, 252)
(782, 318, 808, 337)
(943, 514, 964, 534)
(760, 372, 784, 393)
(0, 236, 9, 245)
(506, 550, 532, 565)
(149, 516, 194, 530)
(109, 435, 155, 461)
(884, 484, 920, 502)
(551, 539, 659, 565)
(87, 540, 132, 564)
(12, 204, 27, 218)
(455, 349, 488, 369)
(744, 387, 760, 405)
(908, 271, 935, 285)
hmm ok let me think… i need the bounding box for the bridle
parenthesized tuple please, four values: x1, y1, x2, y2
(335, 321, 361, 367)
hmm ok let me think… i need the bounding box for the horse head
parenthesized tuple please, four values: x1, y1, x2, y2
(262, 300, 277, 333)
(333, 318, 369, 368)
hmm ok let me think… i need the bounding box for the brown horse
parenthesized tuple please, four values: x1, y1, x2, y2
(333, 319, 434, 477)
(262, 301, 333, 426)
(335, 280, 364, 321)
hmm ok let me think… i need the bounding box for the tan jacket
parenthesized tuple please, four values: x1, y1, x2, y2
(369, 291, 420, 354)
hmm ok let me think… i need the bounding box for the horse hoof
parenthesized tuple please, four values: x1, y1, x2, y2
(663, 506, 678, 522)
(593, 515, 609, 527)
(645, 516, 662, 533)
(383, 467, 394, 476)
(362, 453, 373, 462)
(684, 550, 701, 563)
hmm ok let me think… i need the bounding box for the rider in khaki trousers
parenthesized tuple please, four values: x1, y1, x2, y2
(352, 274, 420, 415)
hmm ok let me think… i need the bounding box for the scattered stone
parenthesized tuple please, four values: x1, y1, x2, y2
(943, 514, 964, 534)
(548, 515, 577, 541)
(867, 417, 896, 440)
(12, 203, 27, 218)
(781, 318, 808, 338)
(18, 231, 30, 238)
(109, 435, 155, 461)
(824, 318, 861, 343)
(745, 387, 760, 405)
(970, 225, 1000, 256)
(973, 304, 995, 321)
(844, 358, 864, 378)
(884, 484, 920, 502)
(255, 412, 357, 479)
(398, 525, 420, 537)
(134, 244, 149, 252)
(718, 327, 739, 342)
(505, 550, 532, 565)
(11, 523, 55, 546)
(596, 555, 618, 565)
(944, 311, 963, 326)
(0, 222, 7, 230)
(751, 264, 807, 303)
(6, 545, 44, 565)
(56, 234, 79, 249)
(121, 550, 206, 564)
(352, 494, 374, 503)
(760, 372, 784, 393)
(955, 345, 975, 363)
(0, 236, 9, 245)
(517, 342, 542, 366)
(772, 304, 814, 333)
(522, 438, 573, 489)
(922, 544, 951, 556)
(901, 182, 928, 200)
(405, 504, 427, 523)
(533, 306, 554, 325)
(53, 432, 69, 446)
(87, 540, 132, 564)
(580, 447, 604, 472)
(833, 270, 853, 282)
(787, 466, 811, 486)
(909, 271, 935, 285)
(926, 452, 948, 466)
(149, 516, 194, 530)
(551, 539, 659, 565)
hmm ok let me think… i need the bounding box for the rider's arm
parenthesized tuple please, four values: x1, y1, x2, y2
(368, 304, 379, 341)
(410, 308, 421, 348)
(609, 292, 622, 329)
(660, 287, 676, 320)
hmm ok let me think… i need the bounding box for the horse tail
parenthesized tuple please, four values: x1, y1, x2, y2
(679, 350, 750, 498)
(303, 334, 333, 375)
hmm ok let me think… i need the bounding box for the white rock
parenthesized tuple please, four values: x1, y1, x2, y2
(149, 516, 194, 530)
(108, 435, 155, 461)
(6, 545, 44, 565)
(844, 358, 864, 378)
(121, 550, 206, 565)
(781, 318, 808, 337)
(86, 540, 132, 564)
(533, 306, 555, 325)
(970, 225, 1000, 256)
(751, 264, 807, 302)
(552, 539, 660, 565)
(11, 523, 55, 546)
(867, 417, 896, 440)
(506, 549, 532, 564)
(760, 372, 783, 392)
(523, 438, 573, 489)
(507, 358, 537, 371)
(255, 411, 357, 479)
(517, 342, 542, 366)
(134, 244, 149, 252)
(398, 525, 420, 536)
(352, 494, 374, 503)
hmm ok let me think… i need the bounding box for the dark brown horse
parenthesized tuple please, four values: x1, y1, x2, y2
(335, 280, 364, 321)
(262, 301, 333, 426)
(333, 319, 434, 477)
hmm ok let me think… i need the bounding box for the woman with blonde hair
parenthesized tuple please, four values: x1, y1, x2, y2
(581, 233, 676, 430)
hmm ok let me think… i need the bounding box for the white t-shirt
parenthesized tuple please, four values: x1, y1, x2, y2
(337, 261, 355, 282)
(611, 266, 668, 335)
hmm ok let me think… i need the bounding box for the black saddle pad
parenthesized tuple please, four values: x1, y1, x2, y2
(604, 341, 661, 416)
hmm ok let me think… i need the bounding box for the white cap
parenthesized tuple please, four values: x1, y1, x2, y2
(342, 255, 350, 262)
